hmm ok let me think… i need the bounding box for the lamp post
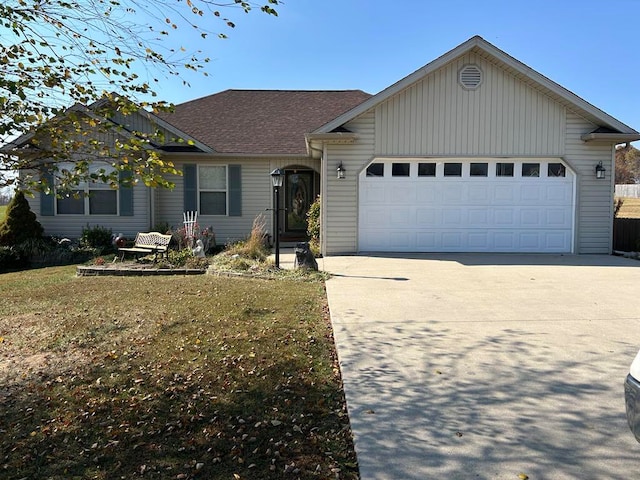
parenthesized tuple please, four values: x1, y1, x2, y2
(270, 168, 284, 268)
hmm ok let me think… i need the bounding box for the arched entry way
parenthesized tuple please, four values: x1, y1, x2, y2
(279, 166, 320, 241)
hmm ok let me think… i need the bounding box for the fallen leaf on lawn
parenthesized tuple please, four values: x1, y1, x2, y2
(518, 474, 529, 480)
(271, 420, 282, 426)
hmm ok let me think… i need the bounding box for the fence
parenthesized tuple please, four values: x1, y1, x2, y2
(613, 218, 640, 252)
(615, 184, 640, 198)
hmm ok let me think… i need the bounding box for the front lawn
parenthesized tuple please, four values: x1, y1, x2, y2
(0, 266, 358, 479)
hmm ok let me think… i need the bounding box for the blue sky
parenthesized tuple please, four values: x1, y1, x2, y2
(161, 0, 640, 135)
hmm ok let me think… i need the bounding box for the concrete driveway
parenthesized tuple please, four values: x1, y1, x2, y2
(322, 254, 640, 480)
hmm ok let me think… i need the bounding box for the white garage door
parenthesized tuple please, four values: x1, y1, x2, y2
(358, 159, 575, 253)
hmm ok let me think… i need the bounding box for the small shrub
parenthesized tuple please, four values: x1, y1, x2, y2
(80, 224, 113, 252)
(0, 246, 27, 271)
(153, 221, 171, 234)
(167, 248, 194, 267)
(0, 191, 44, 246)
(184, 256, 209, 270)
(306, 195, 321, 256)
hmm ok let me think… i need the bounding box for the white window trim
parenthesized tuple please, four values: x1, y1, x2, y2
(54, 162, 119, 216)
(198, 164, 229, 216)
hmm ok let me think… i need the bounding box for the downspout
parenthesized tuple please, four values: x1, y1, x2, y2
(149, 185, 155, 231)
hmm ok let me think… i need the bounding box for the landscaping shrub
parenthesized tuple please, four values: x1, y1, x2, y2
(306, 195, 321, 256)
(0, 246, 27, 271)
(153, 221, 171, 234)
(80, 224, 113, 252)
(0, 191, 43, 246)
(225, 214, 269, 260)
(167, 248, 194, 267)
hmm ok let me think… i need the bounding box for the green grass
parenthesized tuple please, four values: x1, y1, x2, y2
(0, 266, 358, 479)
(0, 204, 6, 221)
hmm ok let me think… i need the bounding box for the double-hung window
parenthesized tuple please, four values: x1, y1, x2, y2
(199, 165, 227, 215)
(56, 163, 117, 215)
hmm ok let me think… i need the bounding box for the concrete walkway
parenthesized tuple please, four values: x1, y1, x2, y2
(322, 254, 640, 480)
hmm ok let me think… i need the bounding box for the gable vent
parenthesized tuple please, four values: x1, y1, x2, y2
(459, 64, 483, 90)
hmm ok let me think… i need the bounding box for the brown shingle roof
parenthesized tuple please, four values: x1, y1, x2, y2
(158, 89, 372, 155)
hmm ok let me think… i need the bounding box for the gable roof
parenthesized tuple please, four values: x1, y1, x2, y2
(313, 36, 640, 141)
(159, 89, 372, 156)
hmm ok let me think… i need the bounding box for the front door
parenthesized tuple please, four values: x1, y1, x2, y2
(285, 170, 314, 233)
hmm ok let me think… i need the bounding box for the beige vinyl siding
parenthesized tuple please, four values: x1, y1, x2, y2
(375, 53, 565, 157)
(110, 110, 182, 144)
(324, 113, 375, 254)
(156, 157, 318, 245)
(24, 179, 151, 239)
(565, 111, 614, 254)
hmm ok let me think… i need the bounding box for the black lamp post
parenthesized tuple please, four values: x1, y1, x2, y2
(270, 168, 284, 268)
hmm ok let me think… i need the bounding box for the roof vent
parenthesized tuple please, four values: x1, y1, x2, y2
(459, 64, 483, 90)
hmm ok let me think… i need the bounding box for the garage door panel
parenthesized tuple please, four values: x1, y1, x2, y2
(416, 208, 437, 225)
(546, 208, 571, 227)
(520, 209, 541, 226)
(441, 232, 463, 248)
(416, 232, 437, 249)
(362, 184, 387, 204)
(359, 160, 574, 253)
(520, 184, 543, 202)
(443, 184, 466, 203)
(468, 232, 490, 248)
(390, 185, 416, 204)
(468, 185, 490, 202)
(546, 183, 572, 202)
(468, 208, 489, 226)
(390, 208, 413, 226)
(494, 208, 515, 226)
(416, 187, 436, 202)
(493, 185, 515, 203)
(442, 208, 464, 226)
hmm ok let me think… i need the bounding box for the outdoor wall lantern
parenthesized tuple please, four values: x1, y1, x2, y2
(336, 162, 346, 179)
(270, 168, 284, 268)
(595, 161, 606, 179)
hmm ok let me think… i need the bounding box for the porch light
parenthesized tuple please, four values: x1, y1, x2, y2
(270, 168, 284, 188)
(595, 161, 606, 179)
(270, 168, 284, 268)
(336, 162, 346, 179)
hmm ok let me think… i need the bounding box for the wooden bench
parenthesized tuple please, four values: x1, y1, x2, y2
(118, 232, 172, 262)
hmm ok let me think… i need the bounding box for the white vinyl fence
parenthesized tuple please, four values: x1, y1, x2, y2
(615, 184, 640, 198)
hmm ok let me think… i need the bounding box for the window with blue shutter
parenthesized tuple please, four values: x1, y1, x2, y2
(119, 170, 134, 216)
(228, 164, 241, 217)
(183, 164, 197, 212)
(40, 171, 55, 216)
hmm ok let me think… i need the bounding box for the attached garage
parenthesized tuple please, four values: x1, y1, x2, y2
(358, 158, 575, 253)
(307, 36, 640, 256)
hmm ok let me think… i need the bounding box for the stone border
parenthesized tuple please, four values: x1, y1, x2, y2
(77, 265, 206, 276)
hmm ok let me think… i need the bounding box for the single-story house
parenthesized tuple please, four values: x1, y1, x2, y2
(11, 35, 640, 254)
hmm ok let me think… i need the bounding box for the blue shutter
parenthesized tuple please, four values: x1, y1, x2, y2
(228, 164, 241, 217)
(183, 164, 197, 212)
(40, 172, 55, 216)
(119, 170, 134, 216)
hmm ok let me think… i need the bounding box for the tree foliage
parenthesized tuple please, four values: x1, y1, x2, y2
(615, 143, 640, 184)
(0, 0, 279, 193)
